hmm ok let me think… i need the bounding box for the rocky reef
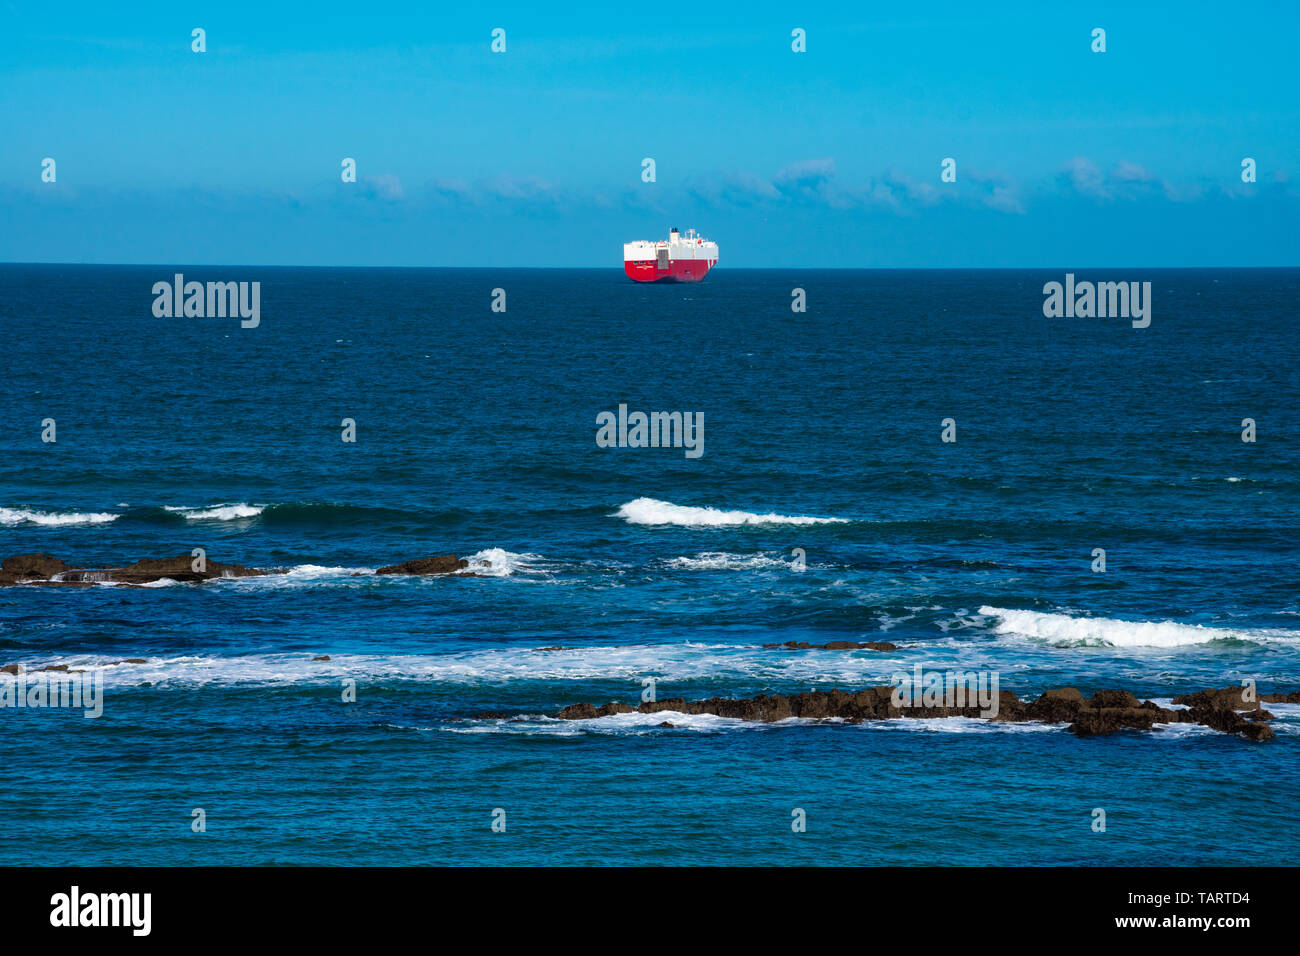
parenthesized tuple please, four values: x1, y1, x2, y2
(0, 552, 272, 587)
(0, 551, 477, 587)
(554, 684, 1283, 742)
(2, 658, 147, 675)
(374, 554, 469, 575)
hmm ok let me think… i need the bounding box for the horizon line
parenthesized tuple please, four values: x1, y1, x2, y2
(4, 262, 1298, 272)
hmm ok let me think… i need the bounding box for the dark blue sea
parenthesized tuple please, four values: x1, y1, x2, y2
(1, 264, 1297, 865)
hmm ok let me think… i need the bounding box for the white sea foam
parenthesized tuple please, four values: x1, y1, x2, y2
(449, 712, 1076, 738)
(662, 551, 792, 571)
(223, 564, 375, 589)
(0, 507, 118, 527)
(442, 711, 777, 736)
(460, 548, 551, 577)
(284, 563, 371, 578)
(614, 497, 847, 527)
(860, 716, 1064, 735)
(23, 642, 911, 689)
(219, 553, 552, 588)
(1144, 721, 1219, 739)
(164, 503, 265, 521)
(1144, 698, 1190, 711)
(978, 606, 1300, 648)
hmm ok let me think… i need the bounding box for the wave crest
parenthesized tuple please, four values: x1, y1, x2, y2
(614, 497, 847, 527)
(0, 507, 118, 527)
(164, 503, 265, 521)
(461, 548, 551, 577)
(978, 606, 1299, 648)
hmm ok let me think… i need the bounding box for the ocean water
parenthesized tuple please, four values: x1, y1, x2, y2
(1, 264, 1297, 865)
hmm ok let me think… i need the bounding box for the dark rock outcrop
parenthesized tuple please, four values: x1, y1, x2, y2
(1167, 687, 1277, 740)
(1023, 688, 1085, 723)
(1070, 706, 1168, 737)
(556, 701, 635, 720)
(0, 550, 483, 586)
(550, 684, 1285, 742)
(375, 554, 469, 576)
(1, 553, 69, 579)
(1262, 690, 1300, 704)
(1173, 687, 1264, 711)
(109, 553, 263, 584)
(1090, 689, 1141, 709)
(1188, 705, 1275, 741)
(0, 552, 278, 587)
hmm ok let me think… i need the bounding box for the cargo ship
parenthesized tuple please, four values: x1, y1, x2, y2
(623, 228, 719, 283)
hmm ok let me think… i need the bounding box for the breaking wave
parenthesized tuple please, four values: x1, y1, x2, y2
(0, 507, 118, 527)
(460, 548, 552, 577)
(979, 606, 1300, 648)
(614, 497, 848, 527)
(9, 500, 466, 530)
(164, 503, 265, 521)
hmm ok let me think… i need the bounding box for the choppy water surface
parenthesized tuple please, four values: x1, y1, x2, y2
(1, 266, 1297, 864)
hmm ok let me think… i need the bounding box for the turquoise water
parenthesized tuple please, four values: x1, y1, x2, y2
(1, 265, 1297, 864)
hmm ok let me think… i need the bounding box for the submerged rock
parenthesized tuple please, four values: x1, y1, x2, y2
(0, 658, 145, 673)
(375, 554, 469, 576)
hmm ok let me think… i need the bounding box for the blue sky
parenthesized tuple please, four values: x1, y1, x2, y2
(2, 1, 1297, 267)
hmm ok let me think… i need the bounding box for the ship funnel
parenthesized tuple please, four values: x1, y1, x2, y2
(669, 227, 679, 241)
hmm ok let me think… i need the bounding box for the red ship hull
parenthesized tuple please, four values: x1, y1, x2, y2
(624, 258, 715, 283)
